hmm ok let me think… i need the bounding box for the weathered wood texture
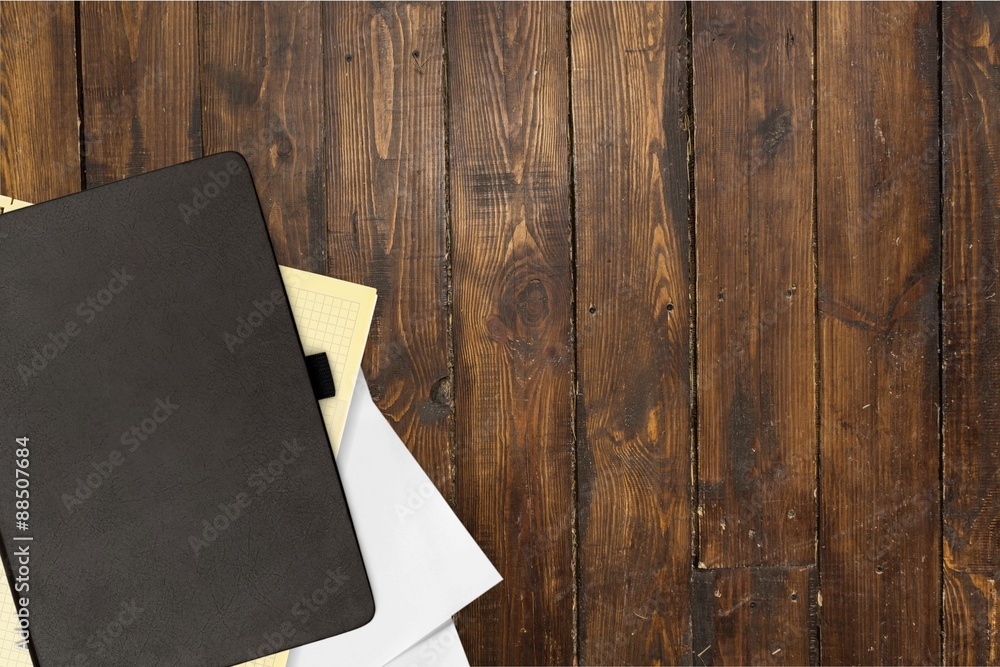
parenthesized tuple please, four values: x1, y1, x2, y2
(4, 1, 999, 664)
(324, 2, 453, 493)
(693, 1, 815, 568)
(571, 2, 692, 664)
(692, 566, 817, 666)
(817, 3, 941, 664)
(79, 2, 201, 184)
(942, 3, 1000, 665)
(447, 3, 575, 664)
(200, 1, 326, 271)
(0, 1, 81, 200)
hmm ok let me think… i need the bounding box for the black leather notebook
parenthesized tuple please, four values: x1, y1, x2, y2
(0, 154, 374, 666)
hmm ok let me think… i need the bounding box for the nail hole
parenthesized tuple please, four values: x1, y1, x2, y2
(787, 509, 795, 519)
(588, 305, 596, 314)
(791, 593, 798, 601)
(749, 601, 757, 609)
(412, 50, 420, 58)
(786, 289, 793, 298)
(666, 303, 674, 312)
(345, 54, 353, 63)
(717, 292, 725, 301)
(875, 565, 884, 574)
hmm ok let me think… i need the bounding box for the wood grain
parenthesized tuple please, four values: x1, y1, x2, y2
(571, 3, 691, 663)
(817, 3, 941, 663)
(324, 2, 452, 493)
(79, 1, 201, 184)
(692, 1, 815, 568)
(9, 3, 1000, 662)
(0, 1, 81, 200)
(942, 3, 1000, 665)
(447, 3, 575, 664)
(200, 1, 325, 271)
(692, 566, 817, 665)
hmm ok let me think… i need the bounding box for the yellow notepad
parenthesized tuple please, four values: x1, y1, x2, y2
(0, 196, 31, 214)
(279, 266, 377, 458)
(0, 197, 377, 666)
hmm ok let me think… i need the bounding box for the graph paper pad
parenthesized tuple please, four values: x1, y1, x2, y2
(0, 196, 31, 215)
(279, 266, 377, 457)
(0, 197, 375, 666)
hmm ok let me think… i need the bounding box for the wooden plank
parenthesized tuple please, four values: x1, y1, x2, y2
(78, 1, 201, 184)
(943, 568, 998, 666)
(571, 2, 691, 663)
(692, 1, 815, 568)
(692, 566, 817, 666)
(0, 1, 81, 200)
(817, 3, 941, 663)
(200, 1, 325, 271)
(323, 2, 452, 493)
(942, 3, 1000, 665)
(447, 3, 574, 664)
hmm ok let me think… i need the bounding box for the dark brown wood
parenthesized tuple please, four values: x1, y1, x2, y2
(0, 1, 81, 200)
(692, 1, 815, 568)
(9, 2, 1000, 662)
(817, 3, 941, 663)
(323, 2, 452, 493)
(942, 3, 1000, 665)
(78, 1, 201, 184)
(571, 2, 692, 663)
(692, 566, 817, 666)
(447, 3, 575, 664)
(199, 1, 325, 271)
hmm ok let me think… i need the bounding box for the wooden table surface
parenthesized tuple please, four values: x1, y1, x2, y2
(1, 2, 997, 665)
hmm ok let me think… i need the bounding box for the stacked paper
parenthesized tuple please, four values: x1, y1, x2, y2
(0, 198, 500, 667)
(281, 268, 502, 666)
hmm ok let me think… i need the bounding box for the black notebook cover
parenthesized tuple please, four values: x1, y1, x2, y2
(0, 153, 374, 666)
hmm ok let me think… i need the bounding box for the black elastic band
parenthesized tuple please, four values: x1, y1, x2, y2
(304, 353, 336, 400)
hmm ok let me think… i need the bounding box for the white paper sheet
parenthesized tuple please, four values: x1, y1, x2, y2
(287, 375, 501, 667)
(384, 621, 469, 667)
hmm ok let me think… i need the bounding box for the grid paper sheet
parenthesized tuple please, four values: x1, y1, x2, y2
(0, 198, 377, 667)
(279, 266, 377, 457)
(0, 196, 31, 215)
